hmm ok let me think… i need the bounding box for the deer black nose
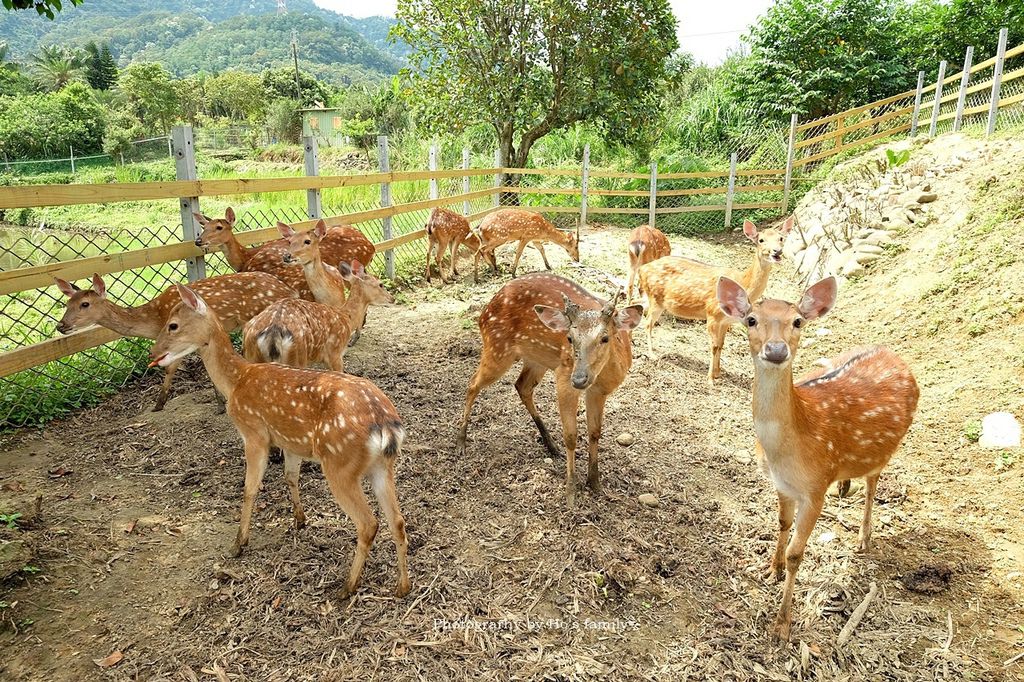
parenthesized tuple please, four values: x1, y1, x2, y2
(194, 237, 204, 247)
(763, 342, 789, 364)
(282, 253, 295, 264)
(56, 322, 71, 335)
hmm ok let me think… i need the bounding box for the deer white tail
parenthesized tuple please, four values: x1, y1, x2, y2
(257, 325, 293, 363)
(628, 240, 646, 259)
(368, 421, 406, 458)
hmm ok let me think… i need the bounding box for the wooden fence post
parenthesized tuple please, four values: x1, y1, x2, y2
(303, 135, 322, 219)
(782, 113, 797, 213)
(724, 152, 738, 228)
(910, 71, 926, 137)
(929, 60, 947, 136)
(173, 125, 205, 282)
(377, 135, 394, 280)
(580, 143, 590, 227)
(953, 46, 974, 132)
(648, 161, 657, 228)
(429, 141, 439, 200)
(493, 149, 503, 207)
(987, 27, 1009, 136)
(462, 147, 471, 216)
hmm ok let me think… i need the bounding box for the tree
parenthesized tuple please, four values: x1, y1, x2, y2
(266, 98, 302, 144)
(207, 71, 266, 121)
(392, 0, 678, 170)
(0, 82, 104, 159)
(897, 0, 1024, 70)
(30, 45, 87, 91)
(1, 0, 83, 20)
(116, 62, 178, 134)
(262, 67, 331, 108)
(85, 43, 118, 91)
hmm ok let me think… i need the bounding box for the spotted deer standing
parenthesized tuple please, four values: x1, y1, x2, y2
(638, 217, 792, 383)
(193, 207, 375, 300)
(424, 207, 481, 283)
(473, 208, 580, 281)
(456, 273, 643, 505)
(717, 275, 918, 641)
(55, 271, 297, 410)
(150, 285, 410, 598)
(625, 224, 671, 304)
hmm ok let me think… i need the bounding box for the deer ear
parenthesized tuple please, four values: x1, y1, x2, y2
(54, 278, 79, 297)
(781, 216, 794, 235)
(175, 284, 208, 315)
(798, 277, 837, 320)
(350, 259, 365, 277)
(742, 220, 758, 243)
(534, 305, 570, 332)
(192, 212, 208, 227)
(337, 260, 354, 280)
(717, 277, 752, 319)
(224, 207, 235, 224)
(615, 304, 644, 332)
(314, 219, 327, 238)
(91, 273, 107, 298)
(277, 222, 295, 238)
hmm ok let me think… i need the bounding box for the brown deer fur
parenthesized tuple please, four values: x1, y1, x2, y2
(424, 207, 481, 283)
(473, 209, 580, 281)
(625, 224, 671, 304)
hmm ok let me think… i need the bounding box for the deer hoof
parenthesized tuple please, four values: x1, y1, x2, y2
(230, 541, 245, 558)
(771, 617, 792, 642)
(395, 581, 411, 599)
(765, 563, 785, 583)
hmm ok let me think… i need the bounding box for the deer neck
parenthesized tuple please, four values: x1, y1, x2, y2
(196, 322, 246, 402)
(95, 299, 163, 339)
(739, 254, 772, 301)
(751, 363, 805, 460)
(222, 235, 254, 271)
(301, 256, 347, 307)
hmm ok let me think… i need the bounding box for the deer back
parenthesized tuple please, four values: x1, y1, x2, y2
(426, 207, 471, 242)
(479, 209, 559, 249)
(628, 225, 671, 269)
(640, 256, 741, 319)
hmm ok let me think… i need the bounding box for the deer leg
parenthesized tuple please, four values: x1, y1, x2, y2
(232, 431, 271, 557)
(836, 479, 852, 497)
(767, 492, 796, 582)
(774, 494, 824, 642)
(473, 249, 481, 283)
(514, 362, 558, 456)
(583, 389, 608, 493)
(858, 473, 880, 552)
(213, 389, 227, 414)
(626, 266, 637, 305)
(283, 451, 305, 530)
(533, 242, 552, 269)
(510, 239, 529, 276)
(425, 239, 434, 283)
(152, 359, 181, 411)
(555, 372, 581, 506)
(369, 463, 410, 598)
(436, 237, 449, 284)
(707, 317, 729, 384)
(450, 236, 464, 278)
(456, 350, 516, 456)
(323, 460, 378, 599)
(644, 302, 664, 359)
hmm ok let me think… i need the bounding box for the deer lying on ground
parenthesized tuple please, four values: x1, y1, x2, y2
(637, 217, 792, 383)
(193, 207, 375, 299)
(473, 208, 580, 282)
(717, 275, 918, 641)
(55, 271, 297, 410)
(149, 284, 410, 598)
(456, 273, 642, 504)
(625, 224, 671, 304)
(424, 206, 481, 283)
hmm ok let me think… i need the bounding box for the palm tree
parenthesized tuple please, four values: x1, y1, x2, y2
(0, 42, 18, 72)
(30, 45, 87, 91)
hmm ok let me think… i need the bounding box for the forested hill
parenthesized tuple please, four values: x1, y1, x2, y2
(0, 0, 403, 83)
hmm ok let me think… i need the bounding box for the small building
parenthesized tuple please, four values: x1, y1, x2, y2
(300, 108, 349, 147)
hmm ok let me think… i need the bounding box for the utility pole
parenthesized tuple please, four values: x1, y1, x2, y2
(291, 29, 302, 101)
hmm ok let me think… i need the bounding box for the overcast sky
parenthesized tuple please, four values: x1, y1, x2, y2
(317, 0, 774, 65)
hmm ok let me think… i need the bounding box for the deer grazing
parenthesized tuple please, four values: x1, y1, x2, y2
(55, 271, 297, 410)
(625, 224, 671, 304)
(193, 208, 375, 299)
(716, 275, 918, 641)
(637, 217, 792, 383)
(456, 273, 642, 504)
(473, 208, 580, 282)
(424, 206, 481, 283)
(149, 285, 410, 598)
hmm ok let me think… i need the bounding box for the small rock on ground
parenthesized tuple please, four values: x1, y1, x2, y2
(638, 493, 660, 508)
(616, 432, 635, 447)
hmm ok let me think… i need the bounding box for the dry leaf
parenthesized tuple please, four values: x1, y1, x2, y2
(93, 650, 124, 668)
(124, 520, 138, 534)
(48, 466, 72, 478)
(271, 595, 282, 609)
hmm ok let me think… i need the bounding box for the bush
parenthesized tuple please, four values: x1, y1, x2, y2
(0, 83, 105, 159)
(266, 99, 302, 145)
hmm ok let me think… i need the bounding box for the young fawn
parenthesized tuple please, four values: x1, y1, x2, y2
(638, 217, 792, 383)
(243, 260, 393, 371)
(55, 271, 297, 410)
(150, 285, 410, 598)
(193, 208, 375, 299)
(424, 206, 481, 283)
(717, 275, 918, 641)
(456, 273, 642, 504)
(625, 224, 671, 304)
(473, 208, 580, 281)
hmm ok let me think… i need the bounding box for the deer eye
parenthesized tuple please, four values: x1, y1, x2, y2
(304, 239, 311, 245)
(168, 323, 178, 331)
(746, 316, 757, 327)
(81, 302, 89, 308)
(601, 336, 609, 343)
(216, 226, 222, 231)
(759, 238, 764, 243)
(566, 334, 573, 343)
(793, 318, 803, 329)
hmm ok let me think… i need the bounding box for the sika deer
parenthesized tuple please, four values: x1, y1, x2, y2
(638, 217, 792, 383)
(243, 260, 393, 371)
(456, 273, 642, 504)
(716, 276, 918, 641)
(150, 285, 410, 598)
(473, 209, 580, 282)
(424, 206, 481, 283)
(55, 271, 297, 410)
(625, 224, 671, 304)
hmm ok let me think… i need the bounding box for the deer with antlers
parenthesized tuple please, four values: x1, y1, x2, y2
(149, 284, 410, 598)
(717, 275, 918, 641)
(55, 272, 297, 410)
(456, 273, 642, 504)
(472, 208, 580, 282)
(625, 224, 671, 304)
(193, 208, 375, 299)
(637, 217, 792, 383)
(424, 206, 481, 284)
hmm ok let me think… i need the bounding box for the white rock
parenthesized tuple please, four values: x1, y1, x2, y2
(817, 531, 837, 544)
(638, 493, 661, 508)
(978, 413, 1022, 449)
(616, 432, 635, 447)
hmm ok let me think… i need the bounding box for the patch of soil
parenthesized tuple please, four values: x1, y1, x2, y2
(902, 563, 954, 594)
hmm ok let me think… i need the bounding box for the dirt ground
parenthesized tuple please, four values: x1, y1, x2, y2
(1, 215, 1022, 681)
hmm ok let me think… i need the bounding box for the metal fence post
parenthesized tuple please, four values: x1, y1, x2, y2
(377, 135, 394, 280)
(580, 143, 590, 227)
(429, 141, 439, 200)
(303, 135, 322, 219)
(953, 46, 974, 132)
(462, 147, 471, 216)
(724, 152, 738, 228)
(782, 113, 798, 213)
(648, 161, 657, 227)
(987, 27, 1009, 135)
(493, 149, 503, 207)
(167, 135, 173, 158)
(69, 146, 75, 175)
(929, 60, 947, 137)
(173, 125, 205, 282)
(910, 71, 926, 137)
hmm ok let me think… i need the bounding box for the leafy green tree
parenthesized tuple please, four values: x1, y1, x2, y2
(174, 74, 207, 127)
(84, 42, 118, 91)
(207, 70, 266, 121)
(30, 44, 87, 91)
(266, 98, 302, 144)
(341, 115, 375, 160)
(898, 0, 1024, 70)
(0, 82, 104, 158)
(393, 0, 678, 169)
(116, 62, 178, 134)
(262, 66, 331, 108)
(2, 0, 82, 20)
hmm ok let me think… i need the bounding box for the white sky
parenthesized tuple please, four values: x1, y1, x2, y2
(316, 0, 774, 65)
